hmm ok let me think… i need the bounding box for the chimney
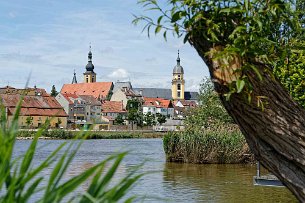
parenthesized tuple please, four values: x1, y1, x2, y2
(123, 87, 127, 93)
(121, 100, 124, 110)
(139, 89, 143, 96)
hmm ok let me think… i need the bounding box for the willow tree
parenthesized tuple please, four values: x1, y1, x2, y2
(134, 0, 305, 201)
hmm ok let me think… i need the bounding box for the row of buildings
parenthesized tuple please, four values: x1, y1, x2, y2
(0, 48, 198, 130)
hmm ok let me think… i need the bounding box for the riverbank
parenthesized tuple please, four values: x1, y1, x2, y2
(163, 124, 254, 164)
(17, 130, 165, 139)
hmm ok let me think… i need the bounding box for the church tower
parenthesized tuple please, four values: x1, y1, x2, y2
(171, 50, 185, 100)
(83, 46, 96, 83)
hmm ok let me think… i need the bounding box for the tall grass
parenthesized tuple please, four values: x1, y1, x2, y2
(163, 124, 254, 164)
(17, 130, 164, 139)
(0, 103, 142, 202)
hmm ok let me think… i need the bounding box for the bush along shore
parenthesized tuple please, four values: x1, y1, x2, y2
(162, 79, 254, 164)
(163, 124, 254, 164)
(17, 130, 165, 139)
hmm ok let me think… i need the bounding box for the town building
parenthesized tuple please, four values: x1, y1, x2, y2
(101, 101, 127, 120)
(0, 87, 67, 128)
(142, 97, 174, 118)
(55, 93, 101, 124)
(111, 81, 142, 108)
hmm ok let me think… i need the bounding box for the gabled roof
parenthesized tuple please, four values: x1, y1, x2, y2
(113, 81, 132, 93)
(61, 93, 79, 105)
(102, 101, 126, 113)
(78, 95, 101, 106)
(174, 100, 198, 108)
(1, 94, 67, 117)
(143, 97, 173, 108)
(60, 82, 113, 99)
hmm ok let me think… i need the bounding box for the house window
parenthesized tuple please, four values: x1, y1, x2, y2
(178, 92, 181, 98)
(86, 78, 89, 83)
(177, 84, 181, 90)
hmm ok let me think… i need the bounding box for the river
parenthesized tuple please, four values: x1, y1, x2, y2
(14, 139, 296, 202)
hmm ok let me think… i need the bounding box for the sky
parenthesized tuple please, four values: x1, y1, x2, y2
(0, 0, 209, 93)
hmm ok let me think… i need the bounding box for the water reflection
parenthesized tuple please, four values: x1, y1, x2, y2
(163, 162, 297, 202)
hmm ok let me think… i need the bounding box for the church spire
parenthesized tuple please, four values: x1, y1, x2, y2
(176, 50, 180, 65)
(88, 44, 92, 62)
(72, 69, 77, 84)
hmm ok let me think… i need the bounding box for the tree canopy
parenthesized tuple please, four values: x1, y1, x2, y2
(135, 0, 305, 201)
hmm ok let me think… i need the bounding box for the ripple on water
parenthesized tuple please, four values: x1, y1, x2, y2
(13, 139, 297, 203)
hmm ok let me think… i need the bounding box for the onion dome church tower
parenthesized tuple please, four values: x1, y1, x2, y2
(171, 50, 185, 100)
(83, 45, 96, 83)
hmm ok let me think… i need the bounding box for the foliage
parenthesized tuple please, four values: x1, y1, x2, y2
(50, 85, 58, 97)
(156, 113, 166, 125)
(163, 124, 253, 164)
(126, 99, 143, 126)
(184, 78, 233, 130)
(25, 116, 33, 127)
(106, 90, 113, 101)
(115, 114, 125, 125)
(17, 130, 165, 139)
(143, 112, 156, 126)
(133, 0, 304, 100)
(274, 41, 305, 108)
(57, 118, 62, 125)
(0, 104, 142, 202)
(126, 99, 141, 111)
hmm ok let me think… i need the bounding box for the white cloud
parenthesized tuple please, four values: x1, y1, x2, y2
(108, 68, 129, 79)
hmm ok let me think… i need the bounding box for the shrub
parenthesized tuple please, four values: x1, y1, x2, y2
(163, 124, 254, 164)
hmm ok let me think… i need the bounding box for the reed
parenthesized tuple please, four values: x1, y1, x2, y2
(17, 130, 164, 139)
(163, 124, 254, 164)
(0, 103, 142, 202)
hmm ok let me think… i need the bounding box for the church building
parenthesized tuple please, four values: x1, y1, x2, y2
(171, 51, 185, 100)
(133, 50, 198, 102)
(60, 46, 113, 101)
(83, 46, 96, 83)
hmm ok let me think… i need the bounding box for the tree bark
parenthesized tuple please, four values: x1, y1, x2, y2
(190, 38, 305, 201)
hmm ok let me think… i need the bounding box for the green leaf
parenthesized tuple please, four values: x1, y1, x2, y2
(155, 25, 162, 34)
(171, 11, 181, 23)
(236, 79, 245, 93)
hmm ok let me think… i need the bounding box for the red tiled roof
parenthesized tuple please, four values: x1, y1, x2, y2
(62, 93, 79, 104)
(61, 82, 113, 99)
(8, 107, 67, 117)
(143, 97, 173, 108)
(177, 100, 198, 107)
(102, 101, 126, 113)
(0, 94, 67, 117)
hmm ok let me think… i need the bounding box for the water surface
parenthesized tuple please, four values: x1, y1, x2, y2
(14, 139, 296, 202)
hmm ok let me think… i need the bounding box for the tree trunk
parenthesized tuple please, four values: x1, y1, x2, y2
(190, 39, 305, 201)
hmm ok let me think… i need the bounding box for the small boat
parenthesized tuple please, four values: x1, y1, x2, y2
(253, 162, 284, 187)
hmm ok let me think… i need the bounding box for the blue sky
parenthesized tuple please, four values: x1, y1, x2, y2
(0, 0, 209, 92)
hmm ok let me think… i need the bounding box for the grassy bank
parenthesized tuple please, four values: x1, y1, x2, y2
(163, 124, 254, 164)
(17, 130, 165, 139)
